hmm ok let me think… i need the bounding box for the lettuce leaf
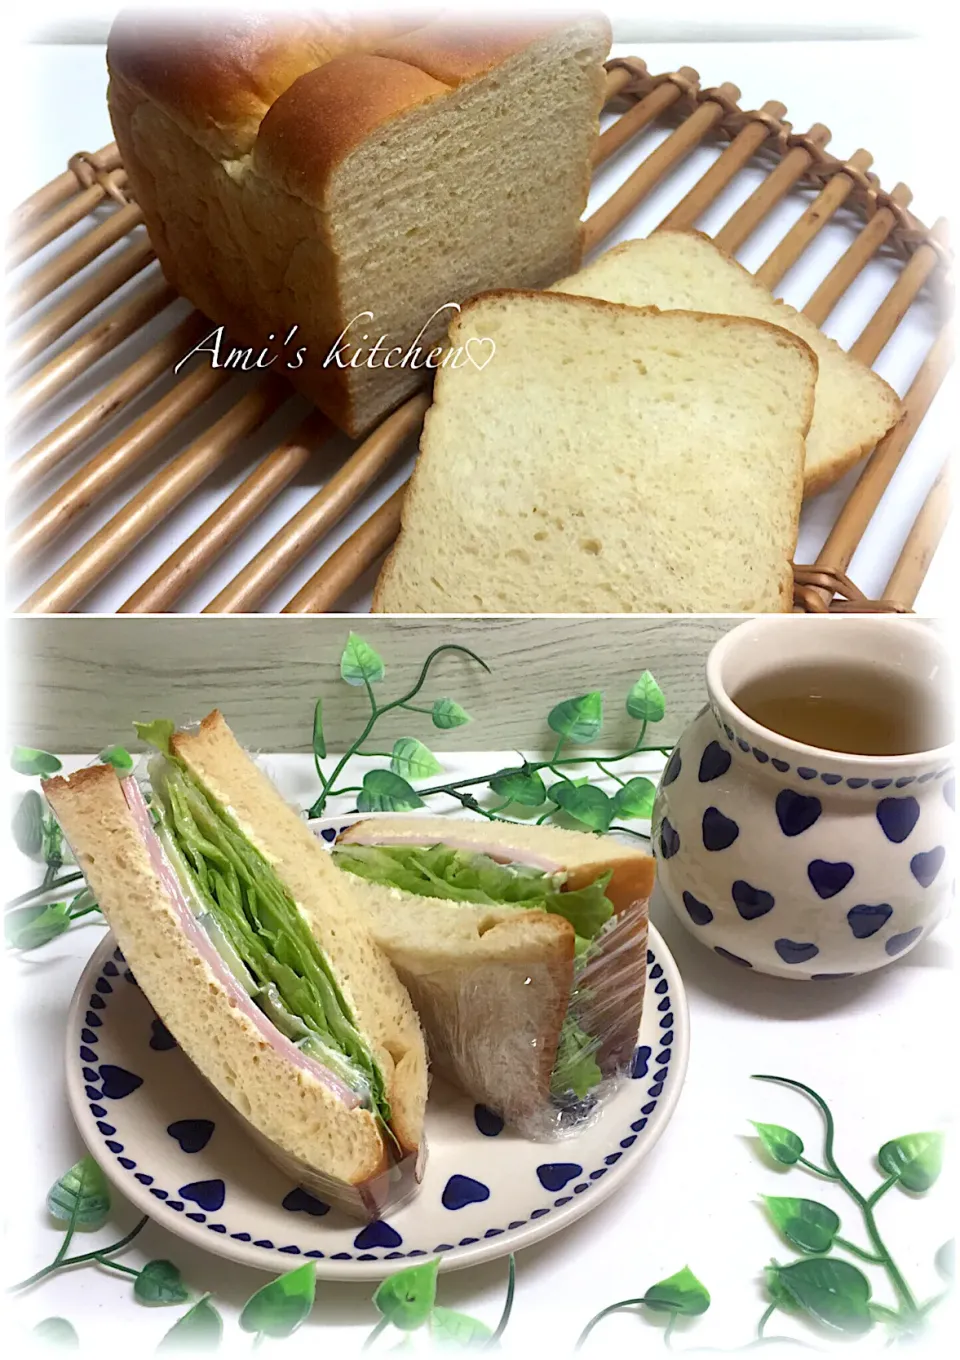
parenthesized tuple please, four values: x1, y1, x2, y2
(551, 1014, 603, 1099)
(333, 844, 614, 940)
(151, 758, 389, 1121)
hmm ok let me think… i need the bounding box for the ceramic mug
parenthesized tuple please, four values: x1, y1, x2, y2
(653, 617, 954, 980)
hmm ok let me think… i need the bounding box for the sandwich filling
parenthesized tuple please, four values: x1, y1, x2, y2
(331, 842, 615, 1100)
(133, 724, 392, 1130)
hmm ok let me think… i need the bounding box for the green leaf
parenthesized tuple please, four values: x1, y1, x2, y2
(763, 1197, 840, 1254)
(764, 1263, 801, 1315)
(312, 699, 327, 760)
(357, 769, 425, 813)
(935, 1240, 954, 1280)
(42, 815, 64, 870)
(391, 737, 443, 780)
(239, 1261, 316, 1338)
(134, 1259, 189, 1306)
(549, 781, 613, 832)
(32, 1318, 79, 1347)
(432, 698, 471, 729)
(5, 901, 72, 950)
(11, 746, 62, 777)
(612, 776, 656, 820)
(99, 745, 134, 772)
(47, 1156, 110, 1230)
(373, 1257, 440, 1331)
(878, 1132, 944, 1192)
(134, 720, 175, 755)
(13, 790, 45, 856)
(340, 633, 385, 686)
(430, 1307, 494, 1348)
(547, 692, 603, 744)
(157, 1296, 223, 1351)
(626, 671, 665, 723)
(643, 1266, 711, 1316)
(772, 1258, 873, 1335)
(488, 767, 547, 807)
(752, 1121, 804, 1166)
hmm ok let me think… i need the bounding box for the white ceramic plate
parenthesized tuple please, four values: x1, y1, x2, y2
(65, 818, 689, 1280)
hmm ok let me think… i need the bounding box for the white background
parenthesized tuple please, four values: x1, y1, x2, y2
(7, 24, 956, 614)
(6, 749, 956, 1357)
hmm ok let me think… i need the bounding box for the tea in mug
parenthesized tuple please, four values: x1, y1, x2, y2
(733, 663, 951, 756)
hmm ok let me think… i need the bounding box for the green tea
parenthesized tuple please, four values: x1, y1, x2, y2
(733, 663, 951, 756)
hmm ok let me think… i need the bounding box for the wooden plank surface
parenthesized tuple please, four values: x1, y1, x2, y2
(9, 616, 736, 752)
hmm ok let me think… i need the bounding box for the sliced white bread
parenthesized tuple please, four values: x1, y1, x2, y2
(42, 764, 410, 1205)
(171, 711, 428, 1158)
(335, 816, 654, 1127)
(552, 230, 901, 496)
(373, 292, 818, 614)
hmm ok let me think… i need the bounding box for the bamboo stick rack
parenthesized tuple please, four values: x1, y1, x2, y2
(8, 59, 953, 615)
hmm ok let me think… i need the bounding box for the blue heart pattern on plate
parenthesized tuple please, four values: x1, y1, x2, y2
(167, 1119, 215, 1154)
(536, 1163, 583, 1193)
(179, 1179, 226, 1212)
(282, 1188, 330, 1217)
(442, 1175, 491, 1210)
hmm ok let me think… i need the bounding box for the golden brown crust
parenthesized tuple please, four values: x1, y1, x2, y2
(377, 18, 560, 85)
(106, 11, 408, 156)
(254, 55, 450, 203)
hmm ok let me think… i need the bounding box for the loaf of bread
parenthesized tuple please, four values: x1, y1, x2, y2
(553, 231, 901, 496)
(373, 292, 818, 613)
(106, 11, 611, 437)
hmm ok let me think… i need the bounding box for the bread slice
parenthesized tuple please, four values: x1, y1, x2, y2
(334, 816, 654, 1131)
(373, 291, 817, 613)
(553, 231, 901, 496)
(107, 13, 610, 436)
(170, 712, 428, 1159)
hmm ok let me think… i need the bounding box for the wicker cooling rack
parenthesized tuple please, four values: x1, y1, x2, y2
(7, 58, 954, 615)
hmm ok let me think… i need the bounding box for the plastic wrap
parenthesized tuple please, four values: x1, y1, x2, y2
(328, 824, 652, 1141)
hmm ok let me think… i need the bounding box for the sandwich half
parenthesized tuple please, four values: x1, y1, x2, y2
(43, 712, 428, 1219)
(330, 815, 655, 1137)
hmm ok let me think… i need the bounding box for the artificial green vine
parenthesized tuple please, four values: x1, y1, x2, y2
(7, 632, 670, 952)
(11, 1155, 516, 1351)
(307, 632, 670, 836)
(576, 1075, 951, 1351)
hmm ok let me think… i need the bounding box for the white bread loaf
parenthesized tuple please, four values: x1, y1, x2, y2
(106, 12, 611, 437)
(553, 231, 902, 496)
(373, 291, 818, 613)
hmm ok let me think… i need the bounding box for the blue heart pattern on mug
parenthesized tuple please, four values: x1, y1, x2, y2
(659, 818, 680, 859)
(698, 742, 731, 783)
(775, 789, 822, 837)
(682, 890, 713, 926)
(910, 846, 945, 889)
(702, 807, 739, 852)
(731, 880, 774, 920)
(661, 749, 682, 787)
(875, 797, 920, 844)
(775, 939, 820, 965)
(807, 859, 854, 899)
(847, 904, 893, 939)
